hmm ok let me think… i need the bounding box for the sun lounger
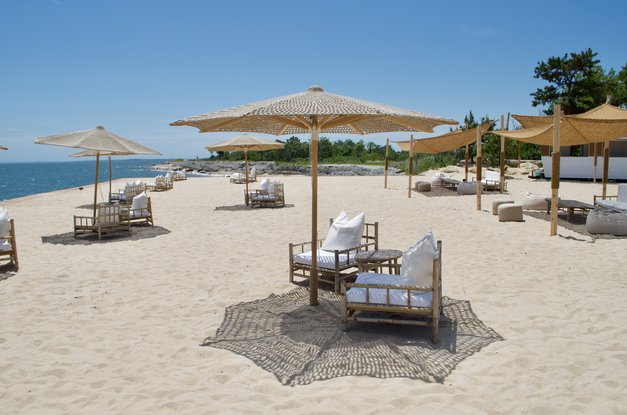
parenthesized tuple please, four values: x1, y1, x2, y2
(120, 192, 154, 226)
(172, 170, 187, 181)
(594, 184, 627, 211)
(289, 213, 378, 293)
(342, 236, 442, 344)
(74, 204, 131, 240)
(248, 181, 285, 208)
(0, 216, 19, 270)
(109, 181, 146, 204)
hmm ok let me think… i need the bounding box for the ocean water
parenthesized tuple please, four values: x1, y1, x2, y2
(0, 159, 175, 201)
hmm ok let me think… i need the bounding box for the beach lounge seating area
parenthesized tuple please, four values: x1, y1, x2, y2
(247, 179, 285, 208)
(74, 204, 131, 240)
(594, 183, 627, 211)
(289, 212, 378, 293)
(120, 192, 154, 226)
(0, 209, 18, 270)
(109, 181, 147, 204)
(342, 233, 442, 343)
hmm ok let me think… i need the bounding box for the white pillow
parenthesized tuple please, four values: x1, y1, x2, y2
(321, 212, 365, 251)
(259, 179, 270, 191)
(0, 207, 10, 237)
(134, 180, 143, 186)
(400, 231, 437, 288)
(132, 191, 148, 210)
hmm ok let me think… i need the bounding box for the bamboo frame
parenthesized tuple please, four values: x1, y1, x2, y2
(120, 197, 154, 226)
(407, 135, 413, 198)
(0, 219, 18, 270)
(74, 205, 131, 241)
(341, 240, 442, 344)
(476, 128, 482, 210)
(289, 221, 379, 293)
(248, 183, 285, 208)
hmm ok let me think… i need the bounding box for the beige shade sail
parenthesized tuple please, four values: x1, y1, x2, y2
(206, 134, 285, 195)
(395, 123, 493, 153)
(35, 126, 160, 216)
(170, 85, 458, 306)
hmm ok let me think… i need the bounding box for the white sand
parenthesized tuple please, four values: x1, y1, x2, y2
(1, 173, 626, 414)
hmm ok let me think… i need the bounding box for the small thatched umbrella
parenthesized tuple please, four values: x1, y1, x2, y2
(491, 102, 627, 235)
(171, 85, 457, 305)
(205, 134, 285, 199)
(0, 145, 7, 150)
(35, 126, 160, 216)
(69, 149, 134, 199)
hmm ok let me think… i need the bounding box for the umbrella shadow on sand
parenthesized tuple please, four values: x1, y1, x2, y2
(41, 225, 171, 245)
(202, 288, 502, 386)
(214, 204, 295, 212)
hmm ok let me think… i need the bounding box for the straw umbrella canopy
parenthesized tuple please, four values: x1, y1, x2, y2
(35, 126, 160, 216)
(0, 145, 7, 150)
(171, 85, 457, 305)
(205, 134, 285, 197)
(491, 102, 627, 235)
(69, 149, 135, 198)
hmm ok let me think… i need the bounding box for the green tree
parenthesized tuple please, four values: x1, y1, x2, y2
(531, 48, 626, 114)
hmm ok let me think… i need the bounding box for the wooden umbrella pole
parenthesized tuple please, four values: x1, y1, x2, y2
(384, 138, 389, 189)
(108, 155, 112, 197)
(602, 141, 609, 199)
(309, 117, 319, 306)
(407, 135, 413, 198)
(93, 153, 100, 217)
(464, 145, 469, 181)
(476, 127, 482, 210)
(500, 114, 506, 193)
(593, 143, 597, 183)
(550, 104, 561, 236)
(464, 121, 469, 181)
(244, 150, 249, 199)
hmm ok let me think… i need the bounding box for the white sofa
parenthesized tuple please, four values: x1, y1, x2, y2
(595, 184, 627, 211)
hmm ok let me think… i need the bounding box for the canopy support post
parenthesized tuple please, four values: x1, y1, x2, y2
(476, 128, 482, 210)
(550, 104, 561, 236)
(407, 135, 413, 198)
(602, 141, 610, 199)
(384, 138, 389, 189)
(93, 153, 100, 217)
(500, 114, 506, 193)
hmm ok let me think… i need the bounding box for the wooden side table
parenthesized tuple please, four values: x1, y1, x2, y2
(354, 249, 403, 274)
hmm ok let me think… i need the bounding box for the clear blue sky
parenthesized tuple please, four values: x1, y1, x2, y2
(1, 0, 625, 162)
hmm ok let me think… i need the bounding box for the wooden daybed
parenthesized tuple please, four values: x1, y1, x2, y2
(341, 240, 442, 344)
(289, 220, 379, 293)
(0, 218, 19, 270)
(74, 205, 131, 240)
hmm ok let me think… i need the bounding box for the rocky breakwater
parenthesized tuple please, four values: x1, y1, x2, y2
(169, 161, 401, 176)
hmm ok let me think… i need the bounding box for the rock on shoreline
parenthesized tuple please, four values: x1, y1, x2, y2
(152, 161, 402, 176)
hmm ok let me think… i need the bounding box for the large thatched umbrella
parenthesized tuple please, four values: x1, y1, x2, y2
(491, 102, 627, 235)
(170, 85, 457, 305)
(205, 134, 285, 199)
(35, 126, 160, 216)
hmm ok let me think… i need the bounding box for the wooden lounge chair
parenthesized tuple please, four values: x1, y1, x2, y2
(341, 240, 442, 344)
(74, 205, 131, 240)
(121, 197, 154, 226)
(172, 170, 187, 181)
(0, 218, 19, 270)
(289, 219, 379, 293)
(109, 182, 146, 205)
(248, 183, 285, 208)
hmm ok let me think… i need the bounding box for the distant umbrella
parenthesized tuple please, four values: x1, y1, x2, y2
(171, 85, 457, 305)
(35, 126, 160, 216)
(205, 134, 284, 197)
(0, 145, 7, 150)
(70, 149, 134, 201)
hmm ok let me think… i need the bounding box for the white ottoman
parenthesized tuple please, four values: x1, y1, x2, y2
(457, 181, 477, 195)
(522, 193, 549, 210)
(498, 203, 524, 222)
(492, 199, 515, 215)
(586, 208, 627, 236)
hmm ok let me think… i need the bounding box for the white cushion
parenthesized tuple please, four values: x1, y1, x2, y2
(132, 191, 148, 210)
(346, 272, 433, 307)
(0, 207, 10, 237)
(293, 249, 351, 270)
(321, 212, 365, 251)
(130, 210, 149, 218)
(0, 240, 11, 252)
(134, 180, 143, 186)
(231, 173, 242, 180)
(400, 231, 437, 288)
(619, 184, 627, 203)
(259, 179, 270, 190)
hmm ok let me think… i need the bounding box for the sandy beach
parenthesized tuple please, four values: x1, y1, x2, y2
(1, 172, 627, 414)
